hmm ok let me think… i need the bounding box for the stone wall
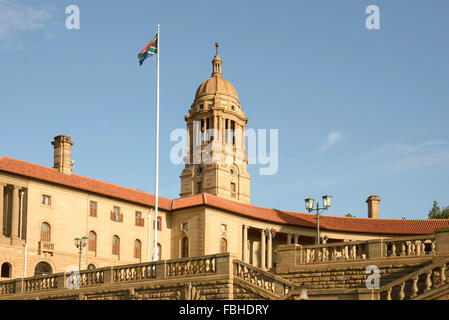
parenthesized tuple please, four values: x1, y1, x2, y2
(277, 257, 432, 289)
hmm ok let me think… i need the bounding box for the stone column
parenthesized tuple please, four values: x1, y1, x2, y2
(287, 233, 292, 244)
(267, 230, 272, 269)
(294, 234, 299, 244)
(243, 125, 246, 161)
(242, 225, 248, 263)
(226, 119, 230, 144)
(11, 186, 20, 238)
(435, 227, 449, 255)
(0, 183, 4, 236)
(187, 121, 193, 164)
(260, 229, 266, 269)
(221, 116, 226, 162)
(203, 118, 207, 143)
(214, 115, 218, 141)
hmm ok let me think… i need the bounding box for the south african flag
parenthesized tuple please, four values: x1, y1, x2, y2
(138, 34, 158, 65)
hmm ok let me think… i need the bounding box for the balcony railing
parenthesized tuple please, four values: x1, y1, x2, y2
(38, 241, 55, 254)
(277, 234, 437, 266)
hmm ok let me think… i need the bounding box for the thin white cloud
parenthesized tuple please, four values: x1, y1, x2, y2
(321, 132, 342, 151)
(361, 140, 448, 160)
(0, 0, 51, 40)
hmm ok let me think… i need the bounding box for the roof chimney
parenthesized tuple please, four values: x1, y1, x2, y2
(51, 135, 74, 175)
(366, 195, 381, 219)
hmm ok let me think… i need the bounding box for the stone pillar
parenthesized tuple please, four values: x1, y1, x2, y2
(242, 225, 248, 263)
(242, 126, 246, 161)
(0, 183, 4, 236)
(287, 233, 292, 244)
(214, 115, 218, 141)
(260, 229, 266, 269)
(226, 119, 231, 144)
(293, 234, 299, 245)
(187, 121, 193, 164)
(435, 227, 449, 255)
(221, 116, 226, 162)
(267, 230, 272, 269)
(11, 186, 20, 238)
(202, 118, 207, 143)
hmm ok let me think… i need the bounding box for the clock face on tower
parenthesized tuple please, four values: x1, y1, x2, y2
(230, 164, 239, 177)
(194, 164, 205, 177)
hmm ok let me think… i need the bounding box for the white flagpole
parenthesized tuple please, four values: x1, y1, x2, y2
(147, 208, 153, 262)
(153, 24, 160, 262)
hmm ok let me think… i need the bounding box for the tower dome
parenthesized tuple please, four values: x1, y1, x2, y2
(181, 42, 250, 204)
(194, 42, 239, 102)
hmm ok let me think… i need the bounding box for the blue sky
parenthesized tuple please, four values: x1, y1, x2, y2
(1, 0, 449, 219)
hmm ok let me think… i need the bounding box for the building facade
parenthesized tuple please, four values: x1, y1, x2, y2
(1, 45, 449, 281)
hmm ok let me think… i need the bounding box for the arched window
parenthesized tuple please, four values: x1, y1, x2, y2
(1, 263, 12, 278)
(157, 243, 162, 261)
(134, 239, 141, 259)
(87, 264, 96, 270)
(181, 237, 189, 258)
(34, 262, 52, 276)
(112, 235, 120, 256)
(220, 238, 227, 253)
(40, 222, 51, 242)
(88, 231, 97, 253)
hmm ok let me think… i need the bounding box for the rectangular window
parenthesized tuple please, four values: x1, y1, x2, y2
(182, 222, 188, 231)
(135, 211, 144, 227)
(41, 194, 51, 206)
(221, 224, 227, 232)
(197, 182, 202, 194)
(110, 206, 122, 222)
(231, 182, 236, 198)
(153, 216, 162, 231)
(89, 201, 97, 217)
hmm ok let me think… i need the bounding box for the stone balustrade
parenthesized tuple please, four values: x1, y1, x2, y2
(166, 255, 217, 277)
(375, 256, 449, 300)
(0, 280, 15, 295)
(277, 233, 441, 267)
(383, 235, 436, 257)
(233, 259, 294, 297)
(0, 253, 230, 297)
(23, 274, 59, 292)
(113, 263, 156, 282)
(38, 241, 55, 254)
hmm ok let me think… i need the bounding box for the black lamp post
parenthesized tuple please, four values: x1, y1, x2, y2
(74, 236, 89, 272)
(305, 195, 332, 245)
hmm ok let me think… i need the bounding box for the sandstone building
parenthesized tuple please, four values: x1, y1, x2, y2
(1, 46, 449, 296)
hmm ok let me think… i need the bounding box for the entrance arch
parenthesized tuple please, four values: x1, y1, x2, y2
(34, 261, 53, 276)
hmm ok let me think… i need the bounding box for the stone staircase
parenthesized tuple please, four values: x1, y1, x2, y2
(375, 256, 449, 300)
(276, 258, 432, 290)
(232, 259, 296, 299)
(274, 233, 447, 297)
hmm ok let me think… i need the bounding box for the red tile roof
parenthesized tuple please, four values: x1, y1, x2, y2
(1, 156, 448, 235)
(0, 156, 172, 210)
(172, 193, 449, 235)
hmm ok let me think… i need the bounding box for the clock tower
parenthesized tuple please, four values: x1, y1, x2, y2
(180, 43, 251, 203)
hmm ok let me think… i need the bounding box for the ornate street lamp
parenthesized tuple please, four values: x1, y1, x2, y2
(74, 236, 89, 272)
(304, 195, 332, 245)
